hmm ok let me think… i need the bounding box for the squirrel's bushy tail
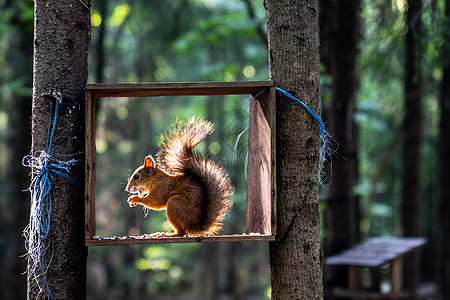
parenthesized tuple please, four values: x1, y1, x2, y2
(156, 116, 233, 235)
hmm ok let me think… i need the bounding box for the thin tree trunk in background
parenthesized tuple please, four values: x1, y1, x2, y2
(194, 244, 220, 299)
(265, 1, 323, 299)
(318, 0, 333, 75)
(4, 95, 31, 300)
(93, 0, 107, 83)
(323, 0, 360, 298)
(0, 1, 33, 298)
(401, 0, 422, 295)
(242, 0, 268, 46)
(435, 1, 450, 298)
(28, 1, 90, 299)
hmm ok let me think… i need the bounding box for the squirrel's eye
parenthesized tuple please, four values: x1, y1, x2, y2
(133, 174, 140, 180)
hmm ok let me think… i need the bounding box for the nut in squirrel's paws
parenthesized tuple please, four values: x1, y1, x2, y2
(127, 196, 139, 207)
(127, 185, 148, 197)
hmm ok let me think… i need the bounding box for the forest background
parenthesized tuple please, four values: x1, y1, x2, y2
(0, 0, 449, 299)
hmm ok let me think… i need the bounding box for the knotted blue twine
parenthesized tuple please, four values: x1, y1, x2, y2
(23, 92, 78, 299)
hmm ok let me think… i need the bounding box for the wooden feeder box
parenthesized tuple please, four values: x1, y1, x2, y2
(84, 81, 276, 246)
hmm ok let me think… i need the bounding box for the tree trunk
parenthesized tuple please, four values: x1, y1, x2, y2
(265, 1, 323, 299)
(322, 0, 360, 298)
(0, 1, 33, 299)
(28, 1, 90, 299)
(318, 0, 333, 75)
(194, 244, 221, 299)
(401, 0, 422, 295)
(4, 95, 31, 300)
(435, 1, 450, 298)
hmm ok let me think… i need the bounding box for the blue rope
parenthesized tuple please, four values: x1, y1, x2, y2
(23, 92, 78, 299)
(275, 87, 325, 134)
(274, 87, 334, 183)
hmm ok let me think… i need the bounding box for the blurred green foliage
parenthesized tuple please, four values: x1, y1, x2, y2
(352, 0, 445, 240)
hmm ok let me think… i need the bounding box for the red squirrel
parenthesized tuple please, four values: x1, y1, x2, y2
(126, 117, 233, 237)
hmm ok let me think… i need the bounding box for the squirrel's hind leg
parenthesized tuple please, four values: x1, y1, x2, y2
(165, 194, 203, 237)
(148, 215, 186, 237)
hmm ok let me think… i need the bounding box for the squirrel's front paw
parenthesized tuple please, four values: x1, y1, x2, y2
(127, 195, 140, 207)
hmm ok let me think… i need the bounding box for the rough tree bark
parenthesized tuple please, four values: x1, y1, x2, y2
(401, 0, 422, 295)
(322, 0, 360, 298)
(435, 1, 450, 298)
(28, 1, 91, 299)
(265, 1, 323, 299)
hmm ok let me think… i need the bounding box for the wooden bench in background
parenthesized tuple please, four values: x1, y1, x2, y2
(325, 237, 437, 299)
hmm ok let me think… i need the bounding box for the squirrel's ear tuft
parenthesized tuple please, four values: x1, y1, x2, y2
(144, 155, 155, 168)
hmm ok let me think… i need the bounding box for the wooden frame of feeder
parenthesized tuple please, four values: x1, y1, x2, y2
(84, 81, 276, 246)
